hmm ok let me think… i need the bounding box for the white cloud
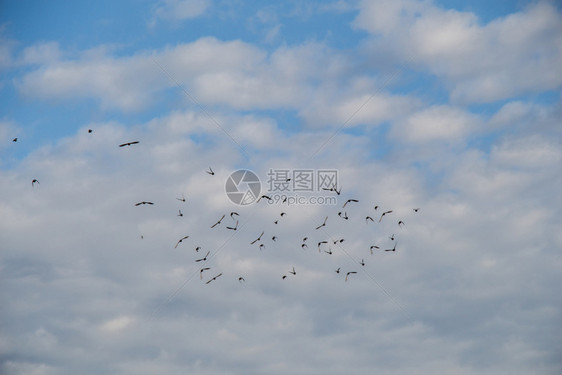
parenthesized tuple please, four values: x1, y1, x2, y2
(153, 0, 211, 22)
(354, 0, 562, 103)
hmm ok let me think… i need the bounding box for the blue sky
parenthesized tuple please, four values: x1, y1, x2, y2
(1, 1, 561, 375)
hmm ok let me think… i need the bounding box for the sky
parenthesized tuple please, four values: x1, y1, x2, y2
(1, 0, 561, 374)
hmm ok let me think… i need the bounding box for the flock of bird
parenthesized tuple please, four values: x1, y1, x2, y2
(21, 130, 420, 286)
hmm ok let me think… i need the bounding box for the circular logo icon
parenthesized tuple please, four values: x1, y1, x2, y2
(225, 169, 261, 205)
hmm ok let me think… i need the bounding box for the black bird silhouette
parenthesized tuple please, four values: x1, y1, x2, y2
(302, 237, 308, 242)
(282, 275, 287, 280)
(174, 235, 189, 248)
(135, 201, 154, 206)
(335, 267, 340, 274)
(230, 211, 239, 219)
(226, 220, 239, 231)
(324, 248, 333, 255)
(178, 210, 183, 217)
(379, 210, 393, 222)
(413, 208, 420, 212)
(272, 236, 277, 241)
(366, 216, 374, 223)
(176, 193, 186, 202)
(342, 199, 358, 208)
(238, 277, 245, 283)
(119, 141, 139, 147)
(259, 243, 265, 251)
(211, 214, 226, 228)
(322, 185, 341, 195)
(257, 195, 273, 203)
(374, 205, 379, 210)
(88, 129, 92, 133)
(338, 211, 349, 220)
(315, 216, 328, 230)
(301, 243, 308, 249)
(195, 251, 210, 262)
(398, 221, 405, 228)
(206, 167, 215, 175)
(199, 267, 211, 279)
(206, 273, 222, 284)
(360, 259, 365, 266)
(13, 138, 17, 142)
(345, 271, 357, 282)
(31, 179, 40, 187)
(280, 212, 287, 217)
(318, 241, 328, 252)
(195, 246, 202, 252)
(289, 267, 296, 275)
(370, 245, 380, 255)
(333, 239, 344, 244)
(274, 220, 278, 224)
(251, 231, 264, 244)
(385, 242, 397, 252)
(389, 234, 395, 241)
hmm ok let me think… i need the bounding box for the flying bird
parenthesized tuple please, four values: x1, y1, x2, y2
(178, 210, 183, 217)
(31, 179, 40, 187)
(195, 251, 210, 262)
(199, 267, 211, 280)
(374, 205, 379, 210)
(338, 211, 349, 220)
(272, 236, 277, 241)
(379, 210, 393, 222)
(324, 249, 333, 255)
(389, 234, 395, 241)
(257, 195, 273, 203)
(250, 231, 264, 244)
(195, 246, 202, 252)
(370, 245, 379, 255)
(315, 216, 328, 230)
(360, 259, 365, 266)
(280, 212, 287, 217)
(230, 211, 239, 219)
(211, 214, 226, 228)
(282, 275, 287, 280)
(206, 273, 223, 284)
(413, 208, 420, 212)
(118, 141, 139, 147)
(176, 194, 186, 202)
(385, 242, 397, 252)
(335, 267, 340, 274)
(13, 138, 17, 142)
(318, 241, 328, 252)
(366, 216, 374, 223)
(238, 277, 245, 283)
(174, 235, 189, 248)
(226, 220, 239, 231)
(301, 243, 308, 249)
(289, 267, 296, 275)
(88, 129, 93, 133)
(206, 167, 215, 175)
(259, 243, 265, 251)
(135, 201, 154, 206)
(345, 271, 357, 282)
(398, 221, 405, 228)
(302, 237, 308, 242)
(342, 199, 358, 208)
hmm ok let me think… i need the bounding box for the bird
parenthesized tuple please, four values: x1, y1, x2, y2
(226, 220, 239, 231)
(211, 214, 226, 228)
(282, 275, 287, 280)
(374, 205, 379, 210)
(230, 212, 239, 219)
(206, 273, 222, 284)
(257, 195, 272, 203)
(360, 259, 365, 266)
(389, 234, 395, 241)
(301, 243, 308, 249)
(338, 211, 349, 220)
(318, 241, 328, 252)
(315, 216, 328, 230)
(174, 235, 189, 248)
(335, 267, 340, 274)
(195, 251, 210, 262)
(176, 194, 186, 202)
(272, 236, 277, 241)
(274, 220, 278, 224)
(178, 210, 183, 217)
(366, 216, 374, 223)
(199, 267, 211, 280)
(13, 138, 17, 142)
(413, 208, 420, 212)
(88, 129, 92, 133)
(379, 210, 393, 222)
(323, 185, 341, 195)
(238, 277, 245, 283)
(32, 179, 40, 187)
(398, 221, 405, 228)
(333, 239, 344, 244)
(118, 141, 139, 147)
(370, 245, 379, 255)
(345, 271, 357, 282)
(289, 267, 296, 275)
(195, 246, 202, 252)
(250, 231, 264, 245)
(325, 249, 333, 255)
(302, 237, 308, 242)
(280, 212, 287, 217)
(385, 242, 397, 252)
(342, 199, 358, 208)
(135, 201, 154, 206)
(259, 243, 265, 251)
(206, 167, 215, 175)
